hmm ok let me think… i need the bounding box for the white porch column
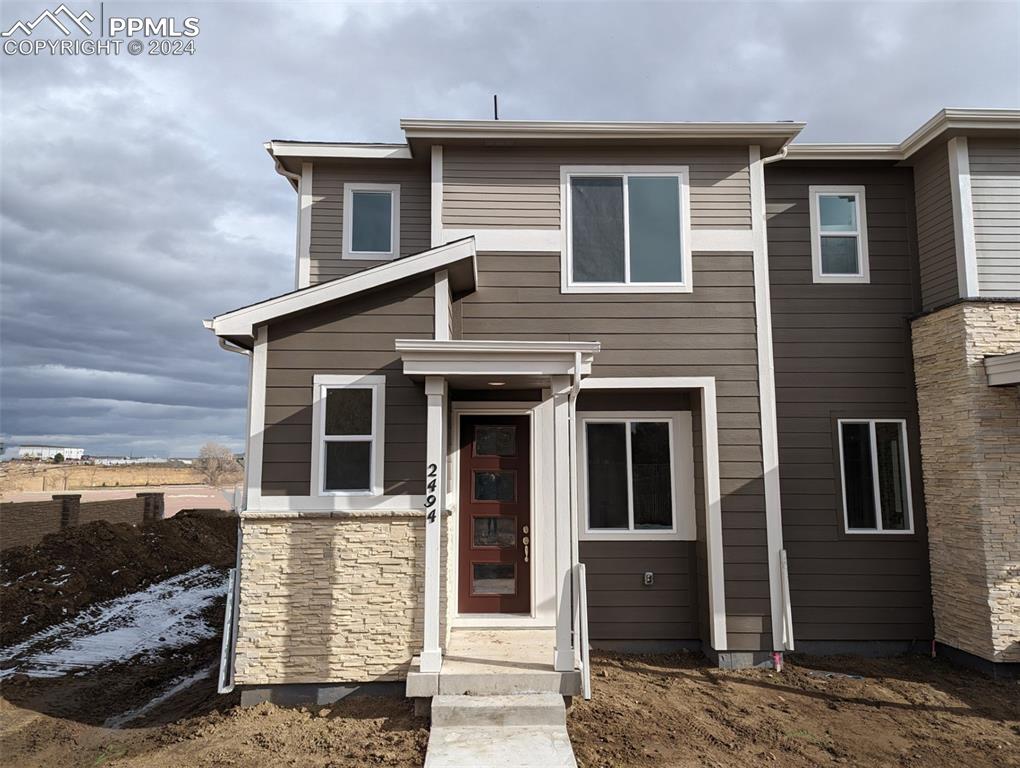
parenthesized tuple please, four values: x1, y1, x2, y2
(421, 375, 447, 673)
(551, 375, 574, 672)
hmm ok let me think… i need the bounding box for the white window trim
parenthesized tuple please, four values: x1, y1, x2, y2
(809, 185, 870, 284)
(310, 374, 386, 497)
(837, 418, 914, 534)
(560, 166, 693, 294)
(577, 411, 695, 541)
(342, 183, 400, 261)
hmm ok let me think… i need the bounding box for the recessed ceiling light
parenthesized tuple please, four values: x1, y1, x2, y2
(488, 381, 505, 387)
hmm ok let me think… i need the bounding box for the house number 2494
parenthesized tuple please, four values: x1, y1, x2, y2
(425, 463, 438, 523)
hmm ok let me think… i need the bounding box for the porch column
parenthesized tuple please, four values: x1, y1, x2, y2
(421, 375, 447, 673)
(551, 375, 574, 672)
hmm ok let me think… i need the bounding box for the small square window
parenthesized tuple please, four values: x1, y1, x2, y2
(343, 184, 399, 260)
(809, 187, 869, 283)
(838, 419, 914, 534)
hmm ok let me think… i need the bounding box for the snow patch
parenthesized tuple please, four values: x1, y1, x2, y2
(0, 566, 227, 679)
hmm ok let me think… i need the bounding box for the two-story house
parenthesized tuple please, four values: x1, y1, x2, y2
(206, 108, 1019, 705)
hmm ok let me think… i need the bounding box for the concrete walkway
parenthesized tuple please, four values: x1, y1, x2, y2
(424, 693, 577, 768)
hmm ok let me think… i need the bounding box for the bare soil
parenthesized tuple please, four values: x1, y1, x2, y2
(569, 651, 1020, 768)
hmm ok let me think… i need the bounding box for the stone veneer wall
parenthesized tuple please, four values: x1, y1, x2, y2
(234, 514, 428, 685)
(911, 301, 1020, 663)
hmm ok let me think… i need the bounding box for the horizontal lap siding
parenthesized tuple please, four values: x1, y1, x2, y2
(442, 146, 751, 229)
(969, 137, 1020, 296)
(765, 164, 933, 643)
(458, 251, 770, 651)
(912, 145, 960, 311)
(309, 161, 431, 284)
(261, 276, 434, 496)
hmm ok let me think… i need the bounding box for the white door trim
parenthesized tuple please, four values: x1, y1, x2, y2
(449, 401, 553, 629)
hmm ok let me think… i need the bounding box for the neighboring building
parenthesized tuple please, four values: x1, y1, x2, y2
(89, 456, 166, 466)
(17, 445, 85, 461)
(207, 108, 1019, 705)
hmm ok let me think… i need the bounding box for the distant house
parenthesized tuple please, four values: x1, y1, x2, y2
(17, 445, 85, 461)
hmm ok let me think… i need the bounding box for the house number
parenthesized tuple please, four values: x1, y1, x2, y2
(425, 463, 438, 523)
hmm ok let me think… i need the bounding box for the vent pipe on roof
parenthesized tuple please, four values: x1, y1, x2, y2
(493, 94, 499, 120)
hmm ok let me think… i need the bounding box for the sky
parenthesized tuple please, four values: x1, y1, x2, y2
(1, 0, 1018, 458)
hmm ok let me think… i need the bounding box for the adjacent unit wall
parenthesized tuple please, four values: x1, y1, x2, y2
(260, 275, 434, 497)
(912, 143, 960, 311)
(765, 162, 934, 646)
(969, 137, 1020, 297)
(309, 160, 431, 284)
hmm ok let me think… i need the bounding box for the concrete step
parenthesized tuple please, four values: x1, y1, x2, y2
(424, 725, 578, 768)
(431, 693, 566, 728)
(437, 669, 582, 696)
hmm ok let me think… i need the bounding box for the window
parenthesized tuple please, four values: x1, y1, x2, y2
(343, 183, 400, 260)
(809, 186, 869, 283)
(838, 419, 913, 533)
(561, 166, 692, 293)
(578, 412, 695, 539)
(311, 375, 386, 496)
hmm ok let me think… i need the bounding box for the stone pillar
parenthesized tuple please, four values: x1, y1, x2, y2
(911, 301, 1020, 667)
(52, 494, 81, 529)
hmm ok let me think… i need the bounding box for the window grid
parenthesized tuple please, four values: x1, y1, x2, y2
(838, 418, 914, 534)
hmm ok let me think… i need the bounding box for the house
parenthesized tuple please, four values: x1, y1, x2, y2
(207, 108, 1019, 706)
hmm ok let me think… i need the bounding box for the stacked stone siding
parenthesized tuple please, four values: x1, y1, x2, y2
(234, 514, 426, 684)
(911, 301, 1020, 663)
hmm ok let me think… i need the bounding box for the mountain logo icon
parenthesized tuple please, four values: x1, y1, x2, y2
(2, 4, 95, 37)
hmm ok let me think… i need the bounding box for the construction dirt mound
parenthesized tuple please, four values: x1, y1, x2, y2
(1, 513, 236, 645)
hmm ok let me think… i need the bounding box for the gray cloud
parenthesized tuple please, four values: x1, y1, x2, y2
(1, 0, 1017, 456)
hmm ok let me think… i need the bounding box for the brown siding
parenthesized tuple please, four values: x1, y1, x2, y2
(458, 251, 771, 651)
(442, 146, 752, 230)
(309, 160, 431, 284)
(765, 162, 934, 644)
(969, 137, 1020, 296)
(912, 144, 960, 311)
(261, 276, 434, 496)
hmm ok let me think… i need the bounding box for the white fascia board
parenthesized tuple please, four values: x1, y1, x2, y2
(784, 144, 903, 161)
(266, 141, 413, 160)
(210, 237, 476, 339)
(401, 118, 805, 142)
(395, 339, 601, 354)
(396, 339, 600, 379)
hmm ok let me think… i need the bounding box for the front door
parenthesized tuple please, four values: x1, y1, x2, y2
(458, 414, 531, 614)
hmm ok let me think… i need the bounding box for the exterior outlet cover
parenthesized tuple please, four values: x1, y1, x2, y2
(643, 571, 654, 586)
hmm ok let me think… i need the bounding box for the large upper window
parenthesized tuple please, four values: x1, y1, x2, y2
(578, 412, 695, 539)
(311, 374, 386, 496)
(561, 167, 692, 293)
(838, 419, 913, 533)
(343, 183, 400, 260)
(809, 186, 870, 283)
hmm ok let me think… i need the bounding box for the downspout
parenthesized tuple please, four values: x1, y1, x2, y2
(568, 351, 582, 667)
(762, 145, 789, 165)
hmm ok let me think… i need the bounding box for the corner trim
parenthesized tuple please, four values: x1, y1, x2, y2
(245, 326, 268, 509)
(750, 146, 790, 652)
(431, 145, 443, 247)
(947, 137, 979, 298)
(296, 162, 313, 289)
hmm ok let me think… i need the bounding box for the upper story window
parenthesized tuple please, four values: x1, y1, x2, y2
(809, 185, 870, 283)
(343, 183, 400, 260)
(561, 166, 692, 294)
(838, 419, 913, 534)
(311, 374, 386, 496)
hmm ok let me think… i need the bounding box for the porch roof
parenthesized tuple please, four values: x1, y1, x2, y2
(395, 339, 600, 388)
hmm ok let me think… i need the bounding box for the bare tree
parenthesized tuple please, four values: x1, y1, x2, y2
(195, 442, 241, 488)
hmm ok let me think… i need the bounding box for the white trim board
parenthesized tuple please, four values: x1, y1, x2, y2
(244, 326, 268, 510)
(431, 146, 443, 247)
(750, 146, 790, 652)
(209, 237, 477, 340)
(579, 376, 728, 651)
(296, 162, 313, 289)
(948, 137, 979, 298)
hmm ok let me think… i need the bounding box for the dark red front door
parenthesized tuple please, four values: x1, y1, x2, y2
(458, 415, 531, 614)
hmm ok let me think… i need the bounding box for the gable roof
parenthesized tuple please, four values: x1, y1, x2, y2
(206, 237, 476, 344)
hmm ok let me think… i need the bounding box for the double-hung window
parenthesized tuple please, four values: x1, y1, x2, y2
(838, 419, 913, 533)
(809, 185, 869, 283)
(343, 183, 400, 260)
(311, 374, 386, 496)
(561, 167, 692, 293)
(579, 412, 695, 539)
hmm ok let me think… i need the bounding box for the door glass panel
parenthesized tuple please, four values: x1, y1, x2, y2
(841, 422, 877, 529)
(474, 425, 516, 456)
(585, 422, 628, 529)
(630, 422, 673, 529)
(472, 517, 516, 548)
(472, 563, 516, 595)
(628, 176, 683, 282)
(473, 471, 516, 502)
(875, 422, 909, 530)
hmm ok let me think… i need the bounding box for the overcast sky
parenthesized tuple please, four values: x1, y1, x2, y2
(1, 0, 1017, 457)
